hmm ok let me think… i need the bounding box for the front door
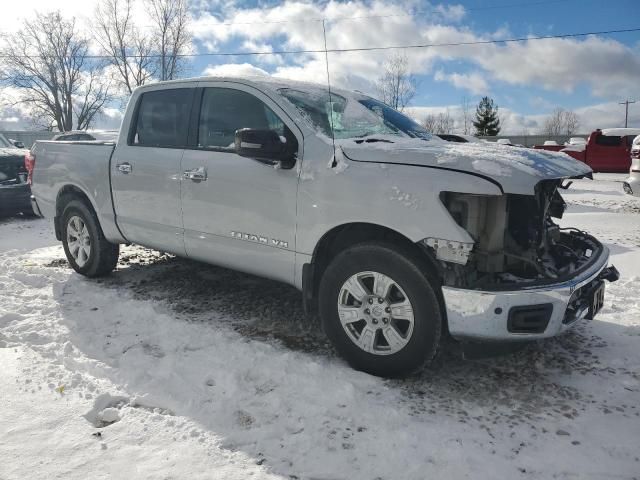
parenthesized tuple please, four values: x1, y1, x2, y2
(111, 87, 195, 255)
(180, 83, 302, 285)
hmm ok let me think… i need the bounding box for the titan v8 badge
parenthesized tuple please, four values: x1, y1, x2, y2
(230, 231, 289, 249)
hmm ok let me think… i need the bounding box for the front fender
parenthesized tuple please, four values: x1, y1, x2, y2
(296, 159, 502, 256)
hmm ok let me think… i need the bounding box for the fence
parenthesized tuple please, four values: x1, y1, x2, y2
(0, 131, 56, 148)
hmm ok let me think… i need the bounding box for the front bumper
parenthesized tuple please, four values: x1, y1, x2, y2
(443, 245, 617, 341)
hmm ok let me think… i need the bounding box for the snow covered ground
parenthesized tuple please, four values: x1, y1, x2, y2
(1, 174, 639, 480)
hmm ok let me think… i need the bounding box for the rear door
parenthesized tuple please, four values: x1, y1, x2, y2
(111, 87, 195, 255)
(180, 82, 302, 285)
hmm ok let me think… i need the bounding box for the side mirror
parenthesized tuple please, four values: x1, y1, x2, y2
(234, 128, 295, 169)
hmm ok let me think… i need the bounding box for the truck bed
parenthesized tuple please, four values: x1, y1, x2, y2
(30, 141, 119, 237)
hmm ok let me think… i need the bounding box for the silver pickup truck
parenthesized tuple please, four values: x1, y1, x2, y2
(30, 76, 619, 377)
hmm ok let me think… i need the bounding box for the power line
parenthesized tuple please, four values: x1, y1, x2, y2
(1, 27, 638, 60)
(316, 27, 640, 54)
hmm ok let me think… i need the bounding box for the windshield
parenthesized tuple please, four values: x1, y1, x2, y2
(279, 88, 404, 140)
(358, 98, 432, 140)
(0, 134, 12, 148)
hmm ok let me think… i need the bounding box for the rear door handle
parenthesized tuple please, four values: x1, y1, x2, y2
(116, 162, 132, 174)
(183, 167, 207, 182)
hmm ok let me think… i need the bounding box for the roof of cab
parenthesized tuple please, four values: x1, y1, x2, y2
(134, 75, 354, 97)
(601, 127, 640, 136)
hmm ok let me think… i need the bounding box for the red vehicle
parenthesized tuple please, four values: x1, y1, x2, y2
(533, 140, 565, 152)
(536, 129, 639, 173)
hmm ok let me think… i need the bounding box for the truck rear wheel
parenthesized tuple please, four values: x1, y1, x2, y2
(318, 242, 442, 377)
(61, 200, 119, 277)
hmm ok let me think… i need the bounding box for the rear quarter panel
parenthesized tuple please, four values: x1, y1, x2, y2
(31, 141, 125, 243)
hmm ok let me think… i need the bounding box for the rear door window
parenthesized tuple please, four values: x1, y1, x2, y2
(131, 88, 192, 148)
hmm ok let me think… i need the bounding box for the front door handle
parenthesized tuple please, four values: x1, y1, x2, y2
(183, 167, 207, 182)
(116, 162, 132, 174)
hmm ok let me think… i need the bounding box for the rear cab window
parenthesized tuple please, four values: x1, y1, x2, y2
(595, 135, 622, 147)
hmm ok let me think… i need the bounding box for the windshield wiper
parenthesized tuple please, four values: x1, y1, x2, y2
(354, 138, 394, 144)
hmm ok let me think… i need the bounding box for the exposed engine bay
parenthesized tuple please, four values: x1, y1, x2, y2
(439, 180, 602, 289)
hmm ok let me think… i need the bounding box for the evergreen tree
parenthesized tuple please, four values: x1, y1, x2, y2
(473, 97, 501, 136)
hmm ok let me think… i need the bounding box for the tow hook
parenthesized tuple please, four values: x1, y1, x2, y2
(598, 265, 620, 283)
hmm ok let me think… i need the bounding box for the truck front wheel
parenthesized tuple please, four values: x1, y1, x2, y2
(61, 200, 119, 277)
(318, 242, 442, 377)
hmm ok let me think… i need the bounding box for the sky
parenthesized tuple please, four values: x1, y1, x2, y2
(0, 0, 639, 135)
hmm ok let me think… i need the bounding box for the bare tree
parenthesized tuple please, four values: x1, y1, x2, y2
(146, 0, 190, 81)
(376, 53, 416, 112)
(542, 108, 580, 137)
(437, 110, 455, 134)
(0, 11, 111, 131)
(422, 110, 454, 134)
(460, 96, 472, 135)
(542, 108, 564, 137)
(422, 114, 438, 133)
(563, 110, 580, 135)
(95, 0, 156, 94)
(75, 68, 113, 130)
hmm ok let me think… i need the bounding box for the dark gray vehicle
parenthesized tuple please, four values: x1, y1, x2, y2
(0, 134, 31, 216)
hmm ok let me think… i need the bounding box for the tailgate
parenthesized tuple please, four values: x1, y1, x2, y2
(0, 155, 27, 186)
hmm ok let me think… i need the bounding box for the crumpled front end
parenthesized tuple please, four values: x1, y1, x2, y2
(443, 242, 618, 340)
(433, 179, 619, 340)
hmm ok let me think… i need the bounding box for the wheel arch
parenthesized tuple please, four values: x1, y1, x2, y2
(54, 184, 100, 241)
(302, 222, 447, 330)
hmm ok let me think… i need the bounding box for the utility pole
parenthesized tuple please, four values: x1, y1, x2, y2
(619, 99, 636, 128)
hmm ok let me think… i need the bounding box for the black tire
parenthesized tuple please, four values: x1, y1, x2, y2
(61, 199, 119, 277)
(319, 242, 442, 377)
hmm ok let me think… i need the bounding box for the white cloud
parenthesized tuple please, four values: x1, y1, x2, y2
(0, 0, 90, 32)
(191, 1, 640, 102)
(434, 4, 466, 23)
(202, 63, 270, 77)
(434, 70, 489, 95)
(576, 101, 640, 132)
(473, 36, 640, 99)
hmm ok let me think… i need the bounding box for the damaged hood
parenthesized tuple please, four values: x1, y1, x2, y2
(339, 136, 592, 194)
